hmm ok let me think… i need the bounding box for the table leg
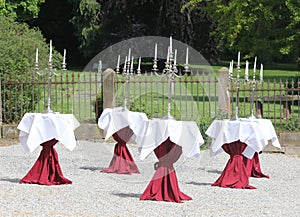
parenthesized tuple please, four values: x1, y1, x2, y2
(101, 126, 139, 174)
(20, 138, 72, 185)
(243, 152, 269, 178)
(212, 141, 255, 189)
(140, 137, 192, 203)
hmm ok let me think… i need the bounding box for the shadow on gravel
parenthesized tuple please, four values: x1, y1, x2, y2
(186, 181, 212, 186)
(0, 177, 20, 183)
(112, 192, 141, 198)
(79, 166, 104, 171)
(205, 169, 222, 174)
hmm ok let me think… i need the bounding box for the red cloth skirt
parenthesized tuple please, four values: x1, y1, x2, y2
(20, 138, 72, 185)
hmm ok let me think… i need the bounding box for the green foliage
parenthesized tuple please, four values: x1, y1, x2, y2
(67, 0, 218, 63)
(0, 17, 62, 123)
(0, 0, 45, 21)
(95, 91, 103, 122)
(184, 0, 300, 64)
(69, 0, 101, 58)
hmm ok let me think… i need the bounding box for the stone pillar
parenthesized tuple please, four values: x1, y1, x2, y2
(218, 67, 231, 119)
(102, 68, 115, 109)
(101, 68, 115, 138)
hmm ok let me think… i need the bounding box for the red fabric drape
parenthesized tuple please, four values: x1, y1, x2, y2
(243, 152, 269, 178)
(101, 126, 139, 174)
(20, 138, 72, 185)
(212, 140, 255, 189)
(140, 137, 192, 203)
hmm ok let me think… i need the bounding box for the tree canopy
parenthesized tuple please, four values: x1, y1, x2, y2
(183, 0, 300, 63)
(67, 0, 218, 63)
(0, 0, 298, 65)
(0, 0, 44, 21)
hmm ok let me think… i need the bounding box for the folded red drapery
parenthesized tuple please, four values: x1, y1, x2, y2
(101, 126, 139, 174)
(140, 137, 192, 203)
(212, 140, 255, 189)
(20, 138, 72, 185)
(243, 152, 269, 178)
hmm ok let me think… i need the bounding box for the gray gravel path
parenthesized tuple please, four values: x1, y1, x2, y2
(0, 140, 299, 217)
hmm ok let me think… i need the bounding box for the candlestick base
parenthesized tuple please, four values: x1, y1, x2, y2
(43, 108, 55, 114)
(163, 114, 175, 120)
(248, 114, 256, 120)
(230, 115, 239, 121)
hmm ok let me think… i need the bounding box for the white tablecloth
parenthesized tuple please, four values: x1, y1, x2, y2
(135, 119, 205, 160)
(98, 107, 148, 140)
(18, 113, 80, 153)
(205, 118, 281, 158)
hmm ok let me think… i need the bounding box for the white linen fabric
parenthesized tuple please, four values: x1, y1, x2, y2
(18, 113, 80, 153)
(135, 119, 204, 160)
(205, 118, 281, 158)
(98, 107, 148, 140)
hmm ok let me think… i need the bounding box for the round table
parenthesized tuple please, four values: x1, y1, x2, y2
(98, 107, 148, 174)
(18, 113, 80, 185)
(205, 118, 281, 189)
(135, 118, 204, 203)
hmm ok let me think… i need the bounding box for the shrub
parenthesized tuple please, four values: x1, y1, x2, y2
(0, 17, 62, 123)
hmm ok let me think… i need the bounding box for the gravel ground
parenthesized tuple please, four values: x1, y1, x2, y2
(0, 140, 299, 217)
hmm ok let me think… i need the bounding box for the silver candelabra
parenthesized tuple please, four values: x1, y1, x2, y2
(153, 37, 190, 120)
(34, 40, 66, 113)
(228, 54, 263, 120)
(115, 49, 142, 110)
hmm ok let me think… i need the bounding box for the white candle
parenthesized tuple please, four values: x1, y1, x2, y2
(117, 55, 120, 68)
(170, 36, 172, 53)
(131, 56, 134, 70)
(245, 60, 249, 80)
(128, 48, 131, 63)
(35, 48, 38, 63)
(98, 60, 102, 72)
(174, 49, 177, 65)
(186, 47, 189, 65)
(260, 64, 263, 82)
(230, 60, 233, 72)
(253, 56, 257, 73)
(167, 47, 170, 63)
(63, 49, 66, 64)
(154, 43, 157, 60)
(138, 57, 141, 70)
(237, 51, 240, 66)
(228, 60, 233, 80)
(49, 40, 52, 63)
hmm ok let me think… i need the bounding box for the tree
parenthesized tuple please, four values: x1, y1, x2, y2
(68, 0, 219, 64)
(0, 0, 45, 21)
(0, 17, 62, 123)
(184, 0, 300, 64)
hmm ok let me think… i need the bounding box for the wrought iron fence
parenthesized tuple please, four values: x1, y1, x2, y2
(114, 70, 219, 123)
(0, 71, 101, 124)
(0, 69, 299, 131)
(228, 78, 300, 130)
